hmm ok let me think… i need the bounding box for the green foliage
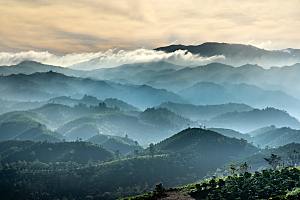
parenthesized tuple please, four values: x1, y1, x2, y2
(264, 154, 282, 169)
(188, 168, 300, 200)
(286, 187, 300, 200)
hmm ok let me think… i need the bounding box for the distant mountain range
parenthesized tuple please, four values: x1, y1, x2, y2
(0, 71, 185, 108)
(159, 102, 253, 121)
(155, 42, 300, 67)
(208, 107, 300, 132)
(251, 127, 300, 148)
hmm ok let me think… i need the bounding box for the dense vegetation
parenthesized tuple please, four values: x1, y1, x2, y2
(127, 167, 300, 200)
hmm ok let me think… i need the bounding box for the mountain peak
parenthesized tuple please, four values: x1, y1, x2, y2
(17, 60, 44, 66)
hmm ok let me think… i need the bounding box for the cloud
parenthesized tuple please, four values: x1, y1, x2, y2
(1, 0, 300, 53)
(0, 49, 225, 70)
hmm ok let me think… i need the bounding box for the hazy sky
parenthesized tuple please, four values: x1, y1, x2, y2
(1, 0, 300, 53)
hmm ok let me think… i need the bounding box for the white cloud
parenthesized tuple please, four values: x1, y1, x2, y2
(0, 51, 103, 67)
(0, 49, 225, 70)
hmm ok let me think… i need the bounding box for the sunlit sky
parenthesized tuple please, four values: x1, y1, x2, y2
(1, 0, 300, 53)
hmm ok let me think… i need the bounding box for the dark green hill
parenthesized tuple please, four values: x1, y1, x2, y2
(155, 128, 257, 157)
(0, 128, 258, 200)
(243, 143, 300, 170)
(0, 140, 113, 164)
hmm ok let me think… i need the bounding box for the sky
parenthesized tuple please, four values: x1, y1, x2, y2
(0, 0, 300, 53)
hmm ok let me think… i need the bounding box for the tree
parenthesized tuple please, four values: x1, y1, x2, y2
(288, 150, 299, 167)
(264, 154, 282, 169)
(229, 163, 237, 176)
(239, 162, 249, 174)
(134, 149, 139, 158)
(154, 183, 166, 197)
(149, 143, 155, 158)
(115, 150, 120, 160)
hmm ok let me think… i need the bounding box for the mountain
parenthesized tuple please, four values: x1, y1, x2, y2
(0, 128, 258, 199)
(48, 95, 139, 112)
(240, 143, 300, 170)
(0, 111, 61, 142)
(154, 128, 257, 157)
(0, 71, 184, 109)
(155, 42, 300, 67)
(72, 60, 183, 72)
(159, 102, 253, 121)
(103, 98, 139, 112)
(0, 99, 44, 114)
(93, 61, 300, 107)
(0, 60, 81, 76)
(30, 104, 85, 128)
(247, 125, 277, 137)
(0, 140, 114, 164)
(88, 134, 142, 155)
(208, 107, 300, 132)
(208, 128, 251, 141)
(139, 107, 192, 129)
(252, 127, 300, 148)
(57, 108, 192, 144)
(178, 82, 300, 118)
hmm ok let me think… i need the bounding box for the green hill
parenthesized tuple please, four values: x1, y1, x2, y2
(0, 128, 258, 199)
(0, 140, 114, 164)
(208, 128, 251, 141)
(88, 134, 143, 155)
(242, 143, 300, 170)
(154, 128, 257, 157)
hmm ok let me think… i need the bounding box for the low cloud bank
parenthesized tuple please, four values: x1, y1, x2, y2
(0, 49, 225, 70)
